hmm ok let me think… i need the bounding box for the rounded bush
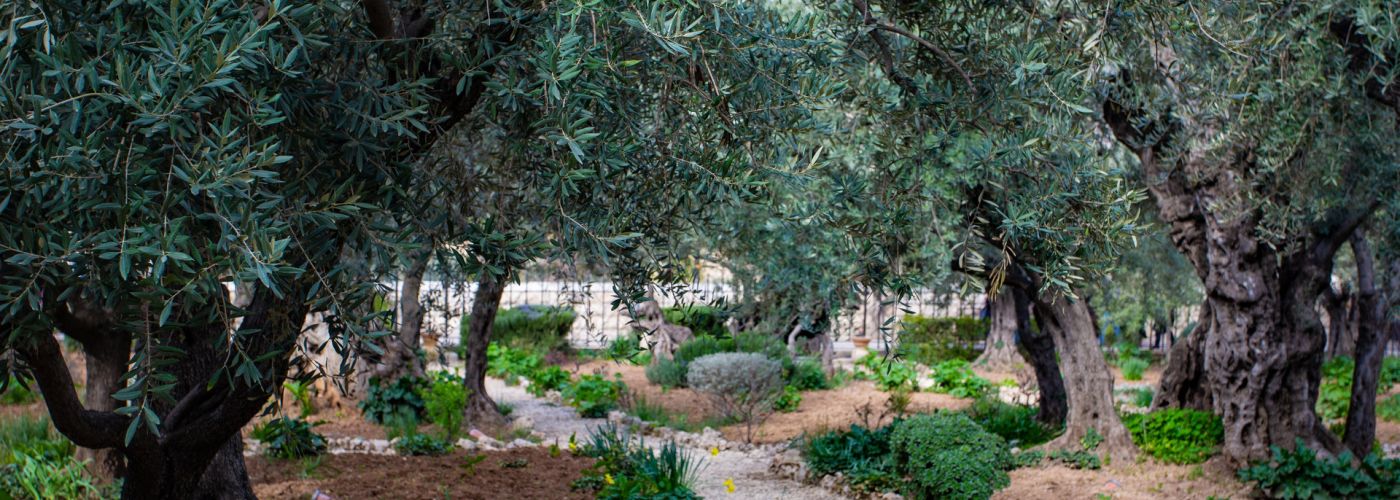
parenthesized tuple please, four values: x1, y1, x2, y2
(645, 357, 687, 389)
(1120, 358, 1149, 381)
(686, 352, 782, 399)
(673, 336, 732, 365)
(890, 413, 1012, 500)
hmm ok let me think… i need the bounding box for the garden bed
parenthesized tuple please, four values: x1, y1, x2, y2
(248, 447, 594, 500)
(573, 360, 970, 443)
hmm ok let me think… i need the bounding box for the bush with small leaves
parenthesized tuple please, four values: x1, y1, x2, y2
(774, 385, 802, 413)
(662, 306, 730, 338)
(424, 372, 467, 441)
(1120, 357, 1149, 381)
(928, 360, 993, 398)
(1120, 409, 1223, 464)
(687, 352, 783, 441)
(251, 417, 327, 460)
(890, 413, 1013, 500)
(1379, 394, 1400, 423)
(645, 357, 687, 389)
(789, 358, 831, 391)
(673, 336, 733, 366)
(960, 397, 1059, 447)
(802, 424, 899, 493)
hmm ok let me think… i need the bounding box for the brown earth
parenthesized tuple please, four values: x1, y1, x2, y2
(248, 447, 594, 500)
(996, 456, 1250, 500)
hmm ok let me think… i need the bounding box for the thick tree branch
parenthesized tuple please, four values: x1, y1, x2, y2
(14, 332, 126, 449)
(1310, 200, 1379, 266)
(1330, 17, 1400, 117)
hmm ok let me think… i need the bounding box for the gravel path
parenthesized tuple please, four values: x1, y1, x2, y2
(486, 378, 846, 499)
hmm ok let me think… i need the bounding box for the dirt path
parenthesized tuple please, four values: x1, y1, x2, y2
(487, 378, 846, 499)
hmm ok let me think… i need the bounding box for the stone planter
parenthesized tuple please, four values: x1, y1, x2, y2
(851, 337, 872, 361)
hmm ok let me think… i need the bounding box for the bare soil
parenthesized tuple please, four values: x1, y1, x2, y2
(996, 456, 1250, 500)
(248, 447, 594, 500)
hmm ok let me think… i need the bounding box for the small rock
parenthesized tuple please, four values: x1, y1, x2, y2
(510, 416, 535, 432)
(879, 493, 905, 500)
(457, 439, 478, 451)
(510, 438, 535, 448)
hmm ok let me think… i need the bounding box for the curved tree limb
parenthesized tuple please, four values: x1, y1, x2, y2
(14, 332, 126, 449)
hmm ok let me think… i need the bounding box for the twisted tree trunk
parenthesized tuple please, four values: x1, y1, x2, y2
(1009, 286, 1067, 428)
(464, 271, 507, 424)
(975, 292, 1026, 372)
(1343, 232, 1389, 456)
(374, 250, 431, 382)
(1033, 291, 1135, 461)
(1153, 302, 1213, 411)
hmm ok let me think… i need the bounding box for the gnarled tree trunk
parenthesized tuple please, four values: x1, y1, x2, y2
(1343, 232, 1389, 456)
(374, 250, 431, 382)
(464, 271, 507, 424)
(1010, 286, 1066, 428)
(1153, 302, 1213, 411)
(1033, 291, 1135, 461)
(976, 291, 1026, 372)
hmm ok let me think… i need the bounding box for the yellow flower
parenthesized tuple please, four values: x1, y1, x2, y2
(605, 474, 615, 485)
(724, 478, 735, 493)
(568, 441, 577, 452)
(710, 446, 720, 457)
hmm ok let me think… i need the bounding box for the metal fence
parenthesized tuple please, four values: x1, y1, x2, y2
(393, 278, 988, 350)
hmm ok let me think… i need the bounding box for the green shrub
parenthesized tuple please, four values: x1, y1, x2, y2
(1238, 440, 1400, 499)
(1120, 409, 1222, 464)
(424, 372, 467, 441)
(284, 380, 316, 417)
(890, 413, 1013, 500)
(928, 359, 993, 398)
(1046, 449, 1102, 470)
(673, 336, 733, 365)
(251, 417, 328, 459)
(644, 357, 687, 389)
(1120, 357, 1149, 381)
(774, 385, 803, 412)
(1317, 356, 1356, 421)
(526, 365, 572, 397)
(1380, 357, 1400, 390)
(662, 305, 729, 338)
(574, 424, 700, 499)
(465, 305, 578, 353)
(0, 377, 37, 405)
(789, 358, 831, 391)
(858, 354, 918, 392)
(1010, 450, 1045, 468)
(393, 433, 454, 456)
(733, 331, 787, 359)
(358, 376, 427, 424)
(802, 424, 898, 493)
(605, 332, 645, 363)
(1129, 387, 1155, 408)
(1379, 394, 1400, 423)
(960, 397, 1058, 447)
(563, 373, 626, 418)
(485, 343, 544, 385)
(0, 417, 110, 499)
(898, 315, 988, 364)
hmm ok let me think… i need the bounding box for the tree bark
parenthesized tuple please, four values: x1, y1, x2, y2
(1010, 286, 1066, 428)
(1322, 286, 1355, 359)
(1033, 291, 1136, 461)
(1153, 302, 1213, 411)
(374, 250, 431, 382)
(464, 271, 507, 424)
(975, 291, 1026, 371)
(1343, 232, 1386, 457)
